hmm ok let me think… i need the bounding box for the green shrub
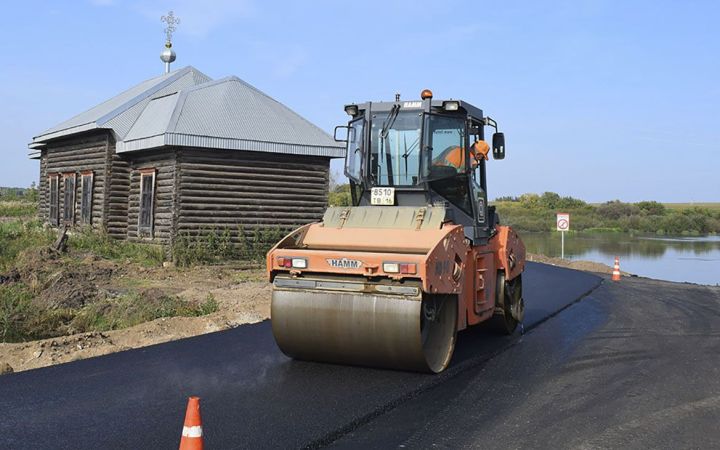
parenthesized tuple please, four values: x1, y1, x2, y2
(199, 294, 219, 316)
(172, 225, 284, 266)
(328, 184, 352, 206)
(493, 193, 720, 235)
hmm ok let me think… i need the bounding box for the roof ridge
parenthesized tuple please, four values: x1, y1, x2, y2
(94, 67, 193, 126)
(31, 66, 211, 143)
(180, 75, 336, 141)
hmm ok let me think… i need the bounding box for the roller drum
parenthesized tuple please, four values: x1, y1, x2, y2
(271, 287, 457, 373)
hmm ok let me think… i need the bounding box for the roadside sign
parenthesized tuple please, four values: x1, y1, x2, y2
(556, 213, 570, 232)
(556, 212, 570, 259)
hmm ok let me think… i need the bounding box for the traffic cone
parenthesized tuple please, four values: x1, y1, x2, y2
(179, 396, 204, 450)
(612, 257, 621, 281)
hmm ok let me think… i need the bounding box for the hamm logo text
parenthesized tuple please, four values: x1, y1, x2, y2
(326, 258, 363, 269)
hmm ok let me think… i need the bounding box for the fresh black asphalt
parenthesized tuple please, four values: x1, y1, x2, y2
(333, 275, 720, 449)
(0, 261, 651, 449)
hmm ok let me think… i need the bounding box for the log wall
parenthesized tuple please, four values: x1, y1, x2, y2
(38, 150, 48, 217)
(176, 148, 330, 242)
(40, 132, 110, 228)
(106, 148, 131, 239)
(127, 149, 176, 244)
(36, 139, 331, 248)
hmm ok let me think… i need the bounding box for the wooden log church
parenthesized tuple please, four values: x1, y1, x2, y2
(28, 66, 344, 246)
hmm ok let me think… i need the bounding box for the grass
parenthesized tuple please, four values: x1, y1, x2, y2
(663, 203, 720, 211)
(172, 226, 286, 267)
(0, 214, 218, 343)
(0, 201, 37, 218)
(70, 227, 165, 267)
(0, 284, 33, 342)
(70, 292, 219, 334)
(0, 284, 220, 342)
(0, 220, 55, 271)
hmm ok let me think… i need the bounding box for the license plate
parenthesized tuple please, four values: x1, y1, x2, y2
(371, 187, 395, 205)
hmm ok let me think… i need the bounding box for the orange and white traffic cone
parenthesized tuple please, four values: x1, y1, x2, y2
(179, 396, 204, 450)
(612, 257, 621, 281)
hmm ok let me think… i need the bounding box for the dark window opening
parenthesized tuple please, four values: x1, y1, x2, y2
(139, 170, 156, 236)
(63, 174, 76, 224)
(81, 172, 93, 225)
(430, 175, 473, 216)
(49, 175, 59, 226)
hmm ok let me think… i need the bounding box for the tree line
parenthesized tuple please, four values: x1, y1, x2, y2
(328, 185, 719, 235)
(494, 192, 720, 235)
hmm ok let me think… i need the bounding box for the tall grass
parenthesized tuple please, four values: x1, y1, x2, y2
(172, 225, 286, 267)
(0, 220, 55, 271)
(0, 201, 37, 218)
(70, 227, 165, 267)
(70, 292, 219, 334)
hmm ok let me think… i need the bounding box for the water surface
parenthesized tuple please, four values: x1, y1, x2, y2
(521, 232, 720, 285)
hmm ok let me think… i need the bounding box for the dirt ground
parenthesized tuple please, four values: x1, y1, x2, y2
(0, 263, 271, 374)
(0, 253, 618, 375)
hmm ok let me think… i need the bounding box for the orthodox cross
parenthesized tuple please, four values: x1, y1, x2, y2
(161, 11, 180, 45)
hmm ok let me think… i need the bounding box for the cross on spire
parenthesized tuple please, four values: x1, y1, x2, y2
(161, 11, 180, 45)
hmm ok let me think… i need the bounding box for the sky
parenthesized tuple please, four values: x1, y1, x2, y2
(0, 0, 718, 202)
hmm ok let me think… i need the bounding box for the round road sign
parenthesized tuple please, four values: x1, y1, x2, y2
(556, 213, 570, 231)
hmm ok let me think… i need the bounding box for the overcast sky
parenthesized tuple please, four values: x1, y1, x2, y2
(1, 0, 718, 202)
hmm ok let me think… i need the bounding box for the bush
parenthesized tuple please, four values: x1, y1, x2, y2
(328, 184, 352, 206)
(597, 201, 639, 220)
(637, 201, 666, 216)
(494, 192, 720, 234)
(172, 225, 286, 266)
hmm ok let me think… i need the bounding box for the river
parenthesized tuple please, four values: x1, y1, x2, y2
(521, 232, 720, 286)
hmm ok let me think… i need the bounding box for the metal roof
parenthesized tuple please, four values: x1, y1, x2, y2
(116, 76, 344, 157)
(29, 67, 343, 159)
(31, 66, 210, 145)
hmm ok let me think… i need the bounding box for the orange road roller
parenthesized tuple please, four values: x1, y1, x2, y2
(267, 90, 525, 373)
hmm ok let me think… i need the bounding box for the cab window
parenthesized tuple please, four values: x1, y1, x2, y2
(425, 114, 467, 180)
(345, 118, 364, 181)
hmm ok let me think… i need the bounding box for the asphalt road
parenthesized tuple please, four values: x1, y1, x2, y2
(11, 261, 712, 449)
(334, 276, 720, 449)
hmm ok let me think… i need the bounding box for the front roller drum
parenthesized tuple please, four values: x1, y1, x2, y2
(271, 289, 457, 373)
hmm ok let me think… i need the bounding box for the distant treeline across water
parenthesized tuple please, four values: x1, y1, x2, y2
(494, 193, 720, 235)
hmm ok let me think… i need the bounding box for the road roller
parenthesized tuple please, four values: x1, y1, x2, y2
(266, 90, 525, 373)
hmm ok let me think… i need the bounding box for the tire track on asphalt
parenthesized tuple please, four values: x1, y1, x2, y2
(303, 277, 604, 449)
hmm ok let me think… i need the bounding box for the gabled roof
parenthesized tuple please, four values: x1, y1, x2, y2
(31, 66, 210, 147)
(117, 76, 344, 157)
(30, 67, 344, 159)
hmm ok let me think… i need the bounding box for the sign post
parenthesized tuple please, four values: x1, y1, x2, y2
(556, 212, 570, 259)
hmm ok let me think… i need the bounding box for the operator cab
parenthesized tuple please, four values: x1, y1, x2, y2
(335, 90, 507, 243)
